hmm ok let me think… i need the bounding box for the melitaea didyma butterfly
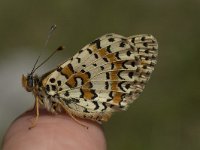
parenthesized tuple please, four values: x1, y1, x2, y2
(22, 32, 158, 129)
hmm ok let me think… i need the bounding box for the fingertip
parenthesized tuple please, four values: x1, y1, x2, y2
(3, 110, 106, 150)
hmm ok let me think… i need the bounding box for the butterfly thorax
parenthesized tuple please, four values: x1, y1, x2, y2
(22, 74, 44, 98)
(22, 73, 62, 114)
(22, 74, 47, 103)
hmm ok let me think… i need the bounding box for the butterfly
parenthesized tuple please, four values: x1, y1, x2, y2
(22, 33, 158, 129)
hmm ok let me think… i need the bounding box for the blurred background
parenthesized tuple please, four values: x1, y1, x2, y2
(0, 0, 200, 149)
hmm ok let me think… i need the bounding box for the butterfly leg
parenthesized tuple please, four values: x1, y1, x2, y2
(58, 101, 88, 129)
(29, 96, 40, 129)
(66, 109, 89, 129)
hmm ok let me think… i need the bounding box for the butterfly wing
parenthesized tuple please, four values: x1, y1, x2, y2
(44, 33, 158, 121)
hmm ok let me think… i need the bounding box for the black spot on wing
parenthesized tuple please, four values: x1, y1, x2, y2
(102, 102, 107, 111)
(80, 89, 84, 98)
(50, 78, 55, 83)
(125, 84, 130, 89)
(145, 49, 149, 54)
(76, 57, 81, 63)
(111, 63, 115, 69)
(79, 49, 83, 53)
(117, 71, 124, 80)
(87, 48, 92, 54)
(64, 98, 80, 105)
(108, 37, 115, 42)
(115, 52, 120, 59)
(126, 51, 131, 56)
(103, 57, 109, 62)
(91, 89, 98, 99)
(51, 85, 56, 91)
(106, 72, 110, 79)
(72, 98, 80, 103)
(128, 72, 134, 78)
(100, 66, 105, 70)
(122, 60, 128, 69)
(86, 71, 91, 78)
(119, 42, 126, 47)
(57, 67, 63, 72)
(143, 42, 148, 47)
(105, 81, 109, 90)
(94, 53, 99, 59)
(65, 91, 69, 97)
(107, 92, 113, 102)
(46, 85, 50, 92)
(80, 69, 85, 73)
(57, 80, 61, 86)
(141, 36, 146, 41)
(131, 38, 135, 43)
(106, 45, 111, 53)
(93, 101, 99, 110)
(118, 81, 126, 92)
(143, 65, 147, 69)
(91, 39, 101, 49)
(131, 61, 135, 67)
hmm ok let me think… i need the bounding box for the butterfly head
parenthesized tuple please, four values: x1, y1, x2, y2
(22, 73, 36, 92)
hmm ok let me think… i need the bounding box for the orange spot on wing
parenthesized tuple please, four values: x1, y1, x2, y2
(112, 92, 123, 104)
(101, 112, 112, 122)
(82, 89, 94, 100)
(66, 77, 76, 87)
(98, 48, 107, 57)
(111, 81, 118, 91)
(99, 48, 117, 63)
(110, 71, 118, 80)
(61, 65, 74, 78)
(114, 62, 122, 70)
(107, 53, 116, 62)
(82, 82, 92, 88)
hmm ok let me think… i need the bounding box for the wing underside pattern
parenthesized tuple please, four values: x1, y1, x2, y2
(43, 33, 158, 121)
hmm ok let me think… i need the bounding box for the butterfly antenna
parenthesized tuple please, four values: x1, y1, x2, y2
(44, 24, 57, 48)
(32, 46, 64, 72)
(31, 24, 57, 74)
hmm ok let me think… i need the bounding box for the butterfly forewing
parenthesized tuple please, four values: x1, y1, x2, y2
(43, 33, 158, 121)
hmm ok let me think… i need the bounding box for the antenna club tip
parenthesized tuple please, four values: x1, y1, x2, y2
(56, 46, 65, 51)
(50, 24, 57, 31)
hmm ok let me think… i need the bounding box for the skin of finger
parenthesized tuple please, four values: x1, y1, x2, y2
(2, 110, 107, 150)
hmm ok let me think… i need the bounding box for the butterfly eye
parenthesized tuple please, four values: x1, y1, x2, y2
(27, 74, 34, 88)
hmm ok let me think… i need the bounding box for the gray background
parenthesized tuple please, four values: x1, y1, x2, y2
(0, 0, 200, 150)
